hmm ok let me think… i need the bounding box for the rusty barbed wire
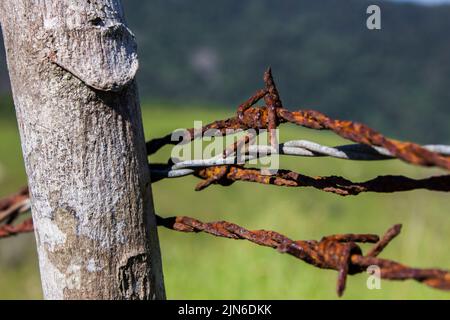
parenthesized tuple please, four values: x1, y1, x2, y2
(0, 186, 30, 224)
(148, 163, 450, 196)
(156, 215, 450, 296)
(0, 187, 32, 239)
(0, 217, 33, 238)
(146, 141, 450, 196)
(147, 68, 450, 171)
(145, 68, 450, 296)
(191, 165, 450, 195)
(146, 108, 448, 170)
(2, 189, 450, 297)
(146, 68, 450, 196)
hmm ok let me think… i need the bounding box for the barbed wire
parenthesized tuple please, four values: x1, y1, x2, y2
(147, 70, 450, 171)
(0, 186, 30, 224)
(156, 216, 450, 296)
(148, 138, 450, 196)
(146, 68, 449, 196)
(2, 191, 449, 297)
(0, 217, 33, 238)
(0, 188, 32, 238)
(164, 141, 450, 171)
(149, 164, 450, 196)
(193, 166, 450, 195)
(1, 68, 449, 297)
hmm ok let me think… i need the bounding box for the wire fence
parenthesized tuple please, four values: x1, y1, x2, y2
(1, 68, 450, 297)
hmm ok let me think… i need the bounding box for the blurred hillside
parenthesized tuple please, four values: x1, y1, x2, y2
(1, 0, 450, 143)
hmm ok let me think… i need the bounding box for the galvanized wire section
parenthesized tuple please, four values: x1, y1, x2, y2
(148, 139, 450, 196)
(167, 141, 450, 170)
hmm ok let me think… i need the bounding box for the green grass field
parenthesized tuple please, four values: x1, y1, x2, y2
(0, 104, 449, 299)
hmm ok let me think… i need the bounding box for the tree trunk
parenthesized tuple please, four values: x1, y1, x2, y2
(0, 0, 166, 299)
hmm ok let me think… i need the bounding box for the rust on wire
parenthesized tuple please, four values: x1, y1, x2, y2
(188, 164, 450, 195)
(2, 193, 450, 297)
(281, 109, 450, 170)
(156, 215, 450, 296)
(148, 104, 450, 170)
(263, 67, 282, 149)
(0, 187, 32, 239)
(143, 69, 450, 296)
(0, 218, 33, 238)
(147, 69, 450, 170)
(0, 186, 30, 225)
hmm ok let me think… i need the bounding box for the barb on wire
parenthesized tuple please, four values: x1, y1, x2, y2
(156, 215, 450, 296)
(0, 187, 32, 239)
(0, 218, 33, 238)
(151, 141, 450, 172)
(145, 69, 450, 198)
(4, 189, 449, 298)
(147, 69, 450, 170)
(0, 186, 30, 224)
(149, 163, 450, 196)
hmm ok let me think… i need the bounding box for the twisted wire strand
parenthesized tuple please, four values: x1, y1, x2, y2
(280, 109, 450, 170)
(166, 140, 450, 172)
(282, 140, 450, 160)
(0, 189, 32, 238)
(190, 165, 450, 195)
(0, 217, 33, 238)
(2, 191, 449, 298)
(148, 139, 450, 186)
(0, 187, 30, 224)
(148, 163, 450, 196)
(146, 95, 450, 170)
(156, 215, 450, 296)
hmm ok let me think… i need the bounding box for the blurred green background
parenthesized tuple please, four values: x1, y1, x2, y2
(1, 0, 450, 299)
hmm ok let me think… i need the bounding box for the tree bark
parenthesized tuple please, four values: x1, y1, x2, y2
(0, 0, 166, 299)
